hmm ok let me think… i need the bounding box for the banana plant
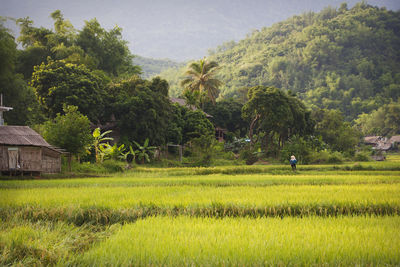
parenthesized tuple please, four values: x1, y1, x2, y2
(92, 127, 113, 163)
(133, 138, 156, 164)
(121, 145, 136, 163)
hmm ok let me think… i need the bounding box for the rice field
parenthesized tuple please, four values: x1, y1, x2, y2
(73, 216, 400, 266)
(1, 158, 399, 265)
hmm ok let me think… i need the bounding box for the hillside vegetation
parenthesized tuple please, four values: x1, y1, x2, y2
(133, 55, 185, 79)
(160, 3, 400, 120)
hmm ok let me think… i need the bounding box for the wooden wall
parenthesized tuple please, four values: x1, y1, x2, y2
(0, 146, 7, 170)
(41, 147, 61, 173)
(20, 146, 42, 171)
(0, 145, 61, 173)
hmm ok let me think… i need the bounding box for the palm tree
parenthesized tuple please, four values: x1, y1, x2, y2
(180, 58, 222, 105)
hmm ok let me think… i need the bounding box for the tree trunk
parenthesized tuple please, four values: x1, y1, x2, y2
(249, 114, 260, 146)
(68, 153, 72, 172)
(265, 133, 269, 153)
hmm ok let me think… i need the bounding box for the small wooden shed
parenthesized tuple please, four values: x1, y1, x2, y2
(0, 126, 62, 175)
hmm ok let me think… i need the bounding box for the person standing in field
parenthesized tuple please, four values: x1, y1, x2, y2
(290, 155, 297, 171)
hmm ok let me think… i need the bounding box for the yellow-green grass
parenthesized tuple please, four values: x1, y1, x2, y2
(72, 216, 400, 266)
(1, 184, 399, 224)
(2, 184, 399, 208)
(133, 160, 400, 175)
(1, 171, 400, 189)
(0, 220, 116, 266)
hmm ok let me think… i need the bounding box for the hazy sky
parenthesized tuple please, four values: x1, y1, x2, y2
(2, 0, 399, 61)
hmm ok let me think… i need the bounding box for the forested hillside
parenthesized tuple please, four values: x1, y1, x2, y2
(160, 2, 400, 120)
(133, 56, 185, 79)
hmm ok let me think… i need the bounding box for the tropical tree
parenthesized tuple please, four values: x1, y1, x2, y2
(76, 18, 140, 76)
(92, 127, 113, 163)
(133, 138, 156, 164)
(108, 76, 172, 146)
(204, 99, 248, 137)
(0, 18, 43, 125)
(43, 105, 92, 157)
(312, 109, 360, 154)
(242, 86, 312, 152)
(180, 58, 222, 105)
(31, 59, 106, 122)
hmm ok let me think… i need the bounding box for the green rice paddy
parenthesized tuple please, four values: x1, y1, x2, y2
(1, 158, 399, 265)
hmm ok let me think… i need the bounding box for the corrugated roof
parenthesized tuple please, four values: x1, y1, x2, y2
(389, 135, 400, 143)
(364, 136, 382, 144)
(0, 126, 51, 146)
(0, 106, 13, 111)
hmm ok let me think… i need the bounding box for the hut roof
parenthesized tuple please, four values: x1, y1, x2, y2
(389, 135, 400, 143)
(0, 126, 51, 147)
(0, 106, 13, 112)
(374, 142, 392, 151)
(364, 136, 383, 144)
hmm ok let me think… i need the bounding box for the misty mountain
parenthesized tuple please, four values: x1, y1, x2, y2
(159, 2, 400, 120)
(133, 56, 185, 79)
(2, 0, 399, 61)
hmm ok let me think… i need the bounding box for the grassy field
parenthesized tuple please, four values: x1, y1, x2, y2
(1, 157, 399, 265)
(73, 216, 400, 266)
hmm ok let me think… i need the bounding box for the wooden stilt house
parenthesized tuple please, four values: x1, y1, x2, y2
(0, 126, 63, 175)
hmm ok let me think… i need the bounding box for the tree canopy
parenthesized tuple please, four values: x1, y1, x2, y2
(160, 3, 400, 121)
(43, 105, 92, 156)
(181, 58, 222, 105)
(107, 76, 172, 146)
(242, 86, 312, 149)
(31, 59, 106, 123)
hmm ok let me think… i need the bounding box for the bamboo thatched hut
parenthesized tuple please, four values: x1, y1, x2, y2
(0, 126, 63, 175)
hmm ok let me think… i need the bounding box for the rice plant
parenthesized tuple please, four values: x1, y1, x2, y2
(72, 216, 400, 266)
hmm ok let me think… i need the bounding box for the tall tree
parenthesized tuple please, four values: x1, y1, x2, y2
(355, 100, 400, 136)
(181, 58, 222, 105)
(242, 86, 312, 151)
(312, 109, 360, 153)
(204, 99, 248, 137)
(0, 18, 43, 125)
(31, 59, 105, 122)
(108, 76, 172, 146)
(76, 18, 140, 76)
(43, 105, 92, 157)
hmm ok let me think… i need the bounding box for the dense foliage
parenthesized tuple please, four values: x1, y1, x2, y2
(31, 60, 106, 122)
(160, 3, 400, 121)
(204, 99, 248, 138)
(107, 76, 172, 146)
(181, 59, 222, 105)
(355, 100, 400, 136)
(43, 105, 92, 156)
(1, 3, 398, 164)
(133, 55, 185, 79)
(0, 19, 41, 125)
(242, 86, 313, 149)
(0, 12, 217, 161)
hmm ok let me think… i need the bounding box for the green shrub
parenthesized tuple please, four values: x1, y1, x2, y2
(239, 148, 258, 165)
(63, 160, 126, 174)
(189, 136, 217, 166)
(101, 160, 126, 173)
(309, 151, 330, 164)
(69, 162, 105, 173)
(281, 135, 312, 164)
(327, 152, 344, 164)
(309, 150, 344, 164)
(354, 152, 371, 162)
(224, 138, 249, 154)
